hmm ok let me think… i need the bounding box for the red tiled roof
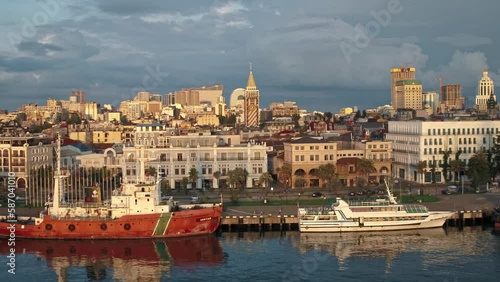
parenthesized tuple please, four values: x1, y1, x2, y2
(336, 157, 360, 165)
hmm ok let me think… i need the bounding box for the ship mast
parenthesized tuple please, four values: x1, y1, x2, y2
(51, 134, 62, 215)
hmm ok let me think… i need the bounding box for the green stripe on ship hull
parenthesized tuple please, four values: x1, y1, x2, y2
(153, 213, 171, 236)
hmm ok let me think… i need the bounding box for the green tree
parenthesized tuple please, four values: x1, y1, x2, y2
(441, 149, 452, 182)
(259, 172, 273, 189)
(294, 178, 307, 188)
(317, 163, 337, 190)
(356, 158, 375, 183)
(467, 152, 490, 188)
(277, 164, 292, 188)
(450, 159, 464, 184)
(361, 110, 367, 118)
(355, 111, 361, 119)
(160, 179, 170, 197)
(181, 177, 189, 194)
(292, 114, 301, 130)
(356, 177, 367, 189)
(324, 112, 333, 121)
(228, 168, 248, 189)
(188, 168, 199, 189)
(430, 156, 437, 183)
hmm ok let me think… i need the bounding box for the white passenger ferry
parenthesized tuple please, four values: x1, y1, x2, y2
(298, 181, 453, 232)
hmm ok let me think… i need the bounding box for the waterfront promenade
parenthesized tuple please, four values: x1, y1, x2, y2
(3, 189, 500, 218)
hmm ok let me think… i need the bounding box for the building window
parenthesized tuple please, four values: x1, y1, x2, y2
(177, 153, 183, 161)
(301, 155, 304, 161)
(238, 152, 244, 160)
(295, 155, 299, 161)
(310, 155, 314, 161)
(424, 139, 427, 145)
(221, 153, 227, 160)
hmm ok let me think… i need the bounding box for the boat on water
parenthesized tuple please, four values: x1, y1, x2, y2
(0, 235, 224, 280)
(0, 136, 223, 239)
(298, 180, 453, 233)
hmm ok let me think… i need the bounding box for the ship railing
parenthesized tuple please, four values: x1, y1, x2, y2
(404, 205, 428, 213)
(348, 200, 392, 207)
(298, 206, 334, 216)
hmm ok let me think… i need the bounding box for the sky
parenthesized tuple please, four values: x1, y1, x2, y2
(0, 0, 499, 113)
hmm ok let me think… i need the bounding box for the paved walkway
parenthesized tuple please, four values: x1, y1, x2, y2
(3, 191, 500, 218)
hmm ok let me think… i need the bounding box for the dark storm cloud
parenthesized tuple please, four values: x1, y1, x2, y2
(95, 0, 209, 15)
(0, 56, 62, 72)
(1, 0, 500, 112)
(17, 41, 64, 56)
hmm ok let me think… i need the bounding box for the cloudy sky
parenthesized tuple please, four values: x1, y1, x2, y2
(0, 0, 498, 112)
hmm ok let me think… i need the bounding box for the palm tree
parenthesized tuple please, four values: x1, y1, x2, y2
(228, 168, 248, 189)
(450, 159, 463, 184)
(277, 164, 292, 188)
(188, 168, 199, 190)
(294, 178, 307, 188)
(181, 177, 189, 194)
(259, 172, 273, 189)
(213, 171, 221, 189)
(416, 161, 427, 186)
(356, 158, 375, 183)
(317, 163, 337, 190)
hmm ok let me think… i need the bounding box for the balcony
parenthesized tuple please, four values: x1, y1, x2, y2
(200, 158, 214, 161)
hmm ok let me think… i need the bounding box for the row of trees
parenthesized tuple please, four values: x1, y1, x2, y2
(415, 148, 498, 187)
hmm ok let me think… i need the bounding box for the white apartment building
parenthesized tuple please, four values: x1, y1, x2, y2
(386, 120, 500, 184)
(123, 124, 269, 189)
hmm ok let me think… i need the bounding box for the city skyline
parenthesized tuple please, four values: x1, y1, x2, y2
(0, 0, 499, 112)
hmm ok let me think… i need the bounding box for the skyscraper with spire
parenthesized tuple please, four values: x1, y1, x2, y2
(475, 69, 495, 112)
(244, 65, 260, 127)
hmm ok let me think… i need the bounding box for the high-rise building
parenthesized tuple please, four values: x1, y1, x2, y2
(173, 85, 223, 106)
(390, 67, 416, 109)
(440, 85, 464, 111)
(422, 91, 439, 115)
(244, 66, 260, 127)
(71, 90, 86, 103)
(134, 91, 151, 102)
(394, 80, 422, 110)
(475, 69, 495, 112)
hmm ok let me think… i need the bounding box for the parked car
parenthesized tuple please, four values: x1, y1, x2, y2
(348, 191, 355, 196)
(441, 189, 452, 195)
(312, 192, 323, 198)
(190, 195, 200, 203)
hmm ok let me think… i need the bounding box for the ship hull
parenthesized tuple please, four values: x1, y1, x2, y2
(300, 212, 452, 233)
(0, 206, 222, 239)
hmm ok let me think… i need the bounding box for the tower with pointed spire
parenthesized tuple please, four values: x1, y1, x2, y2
(475, 69, 495, 112)
(244, 64, 260, 127)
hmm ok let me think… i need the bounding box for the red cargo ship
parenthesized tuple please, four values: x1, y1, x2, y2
(0, 235, 224, 280)
(0, 137, 223, 239)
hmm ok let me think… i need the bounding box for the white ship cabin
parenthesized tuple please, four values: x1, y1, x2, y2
(110, 179, 174, 218)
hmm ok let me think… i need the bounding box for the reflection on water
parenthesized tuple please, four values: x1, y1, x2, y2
(0, 235, 224, 281)
(298, 227, 498, 272)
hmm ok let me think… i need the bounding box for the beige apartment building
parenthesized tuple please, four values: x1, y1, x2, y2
(394, 80, 422, 110)
(391, 67, 416, 110)
(283, 137, 392, 188)
(0, 135, 55, 201)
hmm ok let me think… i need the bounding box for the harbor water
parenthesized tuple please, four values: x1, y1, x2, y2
(1, 227, 499, 282)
